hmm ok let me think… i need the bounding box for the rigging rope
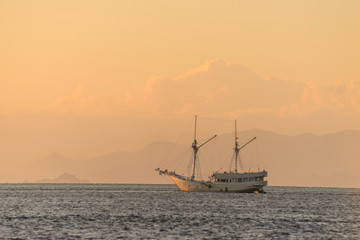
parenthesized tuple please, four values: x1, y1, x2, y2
(228, 152, 235, 172)
(198, 116, 233, 122)
(157, 119, 193, 169)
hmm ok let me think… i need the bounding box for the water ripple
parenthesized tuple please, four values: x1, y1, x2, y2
(0, 184, 359, 239)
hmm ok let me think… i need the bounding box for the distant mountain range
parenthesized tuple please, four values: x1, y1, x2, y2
(10, 129, 360, 188)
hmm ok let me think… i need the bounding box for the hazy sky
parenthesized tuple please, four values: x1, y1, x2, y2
(1, 1, 360, 172)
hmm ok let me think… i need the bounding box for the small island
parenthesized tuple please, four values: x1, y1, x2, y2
(35, 173, 89, 184)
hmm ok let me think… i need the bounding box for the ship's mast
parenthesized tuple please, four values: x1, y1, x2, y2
(191, 115, 198, 180)
(191, 115, 217, 180)
(234, 120, 257, 173)
(234, 120, 240, 173)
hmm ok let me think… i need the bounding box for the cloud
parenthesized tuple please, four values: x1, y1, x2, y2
(122, 59, 304, 118)
(49, 60, 360, 122)
(278, 80, 360, 117)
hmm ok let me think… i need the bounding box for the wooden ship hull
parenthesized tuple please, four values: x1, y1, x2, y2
(159, 170, 267, 193)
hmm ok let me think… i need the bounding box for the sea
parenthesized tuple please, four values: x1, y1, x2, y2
(0, 184, 359, 239)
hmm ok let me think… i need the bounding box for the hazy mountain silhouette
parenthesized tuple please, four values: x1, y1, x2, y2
(35, 173, 89, 183)
(15, 129, 360, 188)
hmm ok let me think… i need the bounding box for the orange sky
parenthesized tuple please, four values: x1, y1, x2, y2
(0, 1, 359, 183)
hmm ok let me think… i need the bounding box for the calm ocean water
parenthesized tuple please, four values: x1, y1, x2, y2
(0, 184, 359, 239)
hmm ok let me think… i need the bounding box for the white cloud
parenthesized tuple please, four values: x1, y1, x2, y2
(278, 80, 360, 117)
(49, 60, 360, 123)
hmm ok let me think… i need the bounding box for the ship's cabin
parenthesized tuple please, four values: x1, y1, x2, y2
(212, 170, 267, 183)
(214, 176, 264, 183)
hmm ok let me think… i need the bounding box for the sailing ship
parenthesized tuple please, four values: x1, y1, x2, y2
(156, 116, 268, 193)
